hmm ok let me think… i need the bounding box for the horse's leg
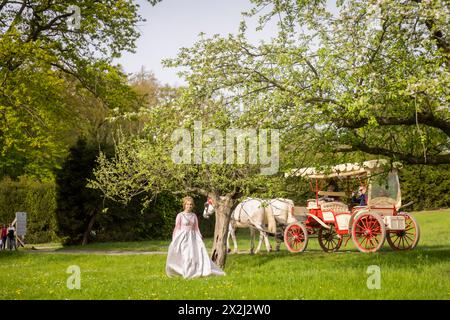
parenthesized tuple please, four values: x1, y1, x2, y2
(230, 225, 238, 254)
(263, 232, 272, 252)
(226, 228, 232, 253)
(256, 228, 271, 253)
(275, 226, 282, 251)
(250, 228, 255, 254)
(275, 234, 282, 251)
(255, 231, 264, 254)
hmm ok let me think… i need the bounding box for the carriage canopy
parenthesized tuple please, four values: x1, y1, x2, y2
(286, 159, 402, 208)
(285, 159, 402, 179)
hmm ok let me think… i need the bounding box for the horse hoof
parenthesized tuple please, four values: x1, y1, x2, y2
(227, 248, 231, 253)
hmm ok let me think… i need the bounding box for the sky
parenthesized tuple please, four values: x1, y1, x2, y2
(115, 0, 279, 87)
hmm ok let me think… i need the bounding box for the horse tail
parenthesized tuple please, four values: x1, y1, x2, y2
(266, 204, 277, 234)
(287, 200, 297, 223)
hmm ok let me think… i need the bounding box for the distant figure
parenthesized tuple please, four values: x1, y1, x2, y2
(352, 185, 367, 206)
(6, 224, 16, 250)
(321, 183, 340, 202)
(0, 225, 6, 250)
(166, 196, 225, 279)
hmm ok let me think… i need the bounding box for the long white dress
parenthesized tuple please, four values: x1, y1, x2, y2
(165, 212, 225, 279)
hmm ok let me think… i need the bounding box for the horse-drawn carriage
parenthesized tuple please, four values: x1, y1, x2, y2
(284, 159, 420, 253)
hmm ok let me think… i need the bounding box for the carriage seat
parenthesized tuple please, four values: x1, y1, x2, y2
(320, 201, 349, 213)
(306, 199, 325, 210)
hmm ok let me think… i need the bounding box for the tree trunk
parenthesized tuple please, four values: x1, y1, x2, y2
(82, 211, 97, 246)
(211, 196, 234, 268)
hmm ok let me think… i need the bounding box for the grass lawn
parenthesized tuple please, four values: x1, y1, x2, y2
(0, 210, 449, 300)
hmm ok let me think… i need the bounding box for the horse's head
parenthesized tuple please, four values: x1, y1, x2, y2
(203, 197, 215, 219)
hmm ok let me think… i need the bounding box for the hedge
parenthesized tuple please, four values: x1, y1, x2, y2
(0, 176, 58, 243)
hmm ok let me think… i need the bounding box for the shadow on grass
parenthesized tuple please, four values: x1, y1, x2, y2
(413, 245, 450, 251)
(227, 245, 450, 269)
(379, 246, 450, 260)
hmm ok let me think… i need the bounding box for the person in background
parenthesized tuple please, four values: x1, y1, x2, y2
(352, 185, 368, 206)
(6, 223, 16, 250)
(320, 182, 341, 202)
(1, 224, 7, 250)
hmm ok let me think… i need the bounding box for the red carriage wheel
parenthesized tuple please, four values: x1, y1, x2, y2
(351, 213, 386, 253)
(318, 225, 342, 252)
(386, 213, 420, 250)
(284, 222, 308, 253)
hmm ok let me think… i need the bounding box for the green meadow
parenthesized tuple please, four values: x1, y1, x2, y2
(1, 210, 449, 300)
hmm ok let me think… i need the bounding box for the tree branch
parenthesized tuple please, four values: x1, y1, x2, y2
(368, 17, 388, 64)
(6, 0, 26, 34)
(411, 0, 450, 70)
(28, 11, 74, 41)
(338, 111, 450, 137)
(184, 187, 209, 197)
(0, 0, 9, 12)
(50, 62, 101, 100)
(336, 142, 450, 165)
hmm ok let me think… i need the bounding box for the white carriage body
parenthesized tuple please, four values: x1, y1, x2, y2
(384, 215, 406, 230)
(335, 214, 351, 231)
(283, 159, 419, 253)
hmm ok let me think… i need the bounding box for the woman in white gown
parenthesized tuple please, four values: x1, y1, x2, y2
(166, 196, 225, 279)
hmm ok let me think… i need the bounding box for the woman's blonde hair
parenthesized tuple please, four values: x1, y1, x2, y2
(182, 196, 195, 209)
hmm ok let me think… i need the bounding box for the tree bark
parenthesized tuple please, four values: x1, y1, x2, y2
(210, 196, 234, 269)
(82, 211, 97, 246)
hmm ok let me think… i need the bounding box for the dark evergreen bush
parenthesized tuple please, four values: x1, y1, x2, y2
(55, 139, 103, 245)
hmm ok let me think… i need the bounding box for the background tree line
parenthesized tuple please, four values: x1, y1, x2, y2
(1, 157, 447, 244)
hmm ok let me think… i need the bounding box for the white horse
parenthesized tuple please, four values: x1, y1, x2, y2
(203, 197, 297, 254)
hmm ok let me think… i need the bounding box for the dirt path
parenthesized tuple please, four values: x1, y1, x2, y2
(23, 247, 250, 255)
(23, 248, 168, 255)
